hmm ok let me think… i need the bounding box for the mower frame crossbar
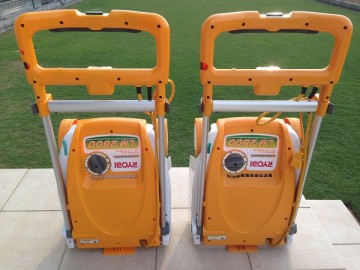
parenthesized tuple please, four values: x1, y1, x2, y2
(48, 100, 156, 113)
(212, 100, 318, 113)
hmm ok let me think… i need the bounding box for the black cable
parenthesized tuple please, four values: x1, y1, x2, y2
(147, 86, 152, 101)
(301, 87, 308, 95)
(308, 87, 318, 99)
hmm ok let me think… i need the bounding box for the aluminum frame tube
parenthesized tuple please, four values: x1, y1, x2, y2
(158, 116, 167, 229)
(48, 100, 155, 113)
(42, 116, 72, 231)
(212, 100, 318, 113)
(196, 115, 210, 228)
(301, 115, 323, 194)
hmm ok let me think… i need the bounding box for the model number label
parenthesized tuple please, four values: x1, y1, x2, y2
(225, 135, 277, 148)
(79, 239, 99, 244)
(224, 134, 279, 171)
(208, 235, 227, 240)
(85, 136, 138, 150)
(84, 135, 141, 172)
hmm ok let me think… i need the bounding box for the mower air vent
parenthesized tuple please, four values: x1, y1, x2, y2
(90, 174, 137, 180)
(227, 173, 273, 178)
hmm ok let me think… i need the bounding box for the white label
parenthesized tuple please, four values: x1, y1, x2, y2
(84, 134, 141, 172)
(224, 134, 279, 171)
(208, 235, 227, 240)
(79, 239, 99, 244)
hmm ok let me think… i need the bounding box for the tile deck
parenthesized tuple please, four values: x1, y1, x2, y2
(0, 168, 359, 270)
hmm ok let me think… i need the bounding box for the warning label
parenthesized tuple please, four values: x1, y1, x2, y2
(84, 135, 141, 172)
(224, 134, 279, 171)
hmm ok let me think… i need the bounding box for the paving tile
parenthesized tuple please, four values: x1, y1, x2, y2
(4, 169, 61, 211)
(299, 195, 310, 208)
(249, 208, 345, 270)
(156, 209, 251, 270)
(333, 244, 360, 270)
(0, 211, 66, 270)
(0, 169, 27, 209)
(308, 200, 360, 244)
(59, 244, 156, 270)
(170, 167, 190, 209)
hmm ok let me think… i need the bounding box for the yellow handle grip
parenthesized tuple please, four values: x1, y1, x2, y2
(200, 11, 352, 96)
(15, 10, 170, 97)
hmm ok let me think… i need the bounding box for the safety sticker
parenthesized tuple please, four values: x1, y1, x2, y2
(79, 239, 99, 244)
(224, 134, 279, 171)
(84, 135, 141, 172)
(208, 235, 227, 241)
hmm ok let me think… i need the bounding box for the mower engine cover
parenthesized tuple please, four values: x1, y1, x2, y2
(200, 117, 301, 246)
(58, 117, 162, 249)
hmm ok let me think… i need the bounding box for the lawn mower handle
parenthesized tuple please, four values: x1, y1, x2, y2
(200, 11, 352, 112)
(14, 9, 170, 113)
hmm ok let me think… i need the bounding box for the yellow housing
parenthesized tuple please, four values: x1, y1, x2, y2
(66, 118, 160, 249)
(203, 117, 296, 246)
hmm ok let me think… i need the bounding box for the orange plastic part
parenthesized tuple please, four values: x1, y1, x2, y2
(202, 117, 296, 247)
(14, 10, 170, 116)
(66, 118, 161, 249)
(199, 11, 353, 116)
(194, 118, 203, 156)
(227, 245, 258, 253)
(103, 247, 136, 255)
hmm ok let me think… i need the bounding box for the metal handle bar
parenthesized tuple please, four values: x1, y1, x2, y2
(212, 100, 317, 113)
(48, 100, 155, 113)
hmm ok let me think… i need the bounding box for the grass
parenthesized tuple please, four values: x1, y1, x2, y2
(0, 0, 359, 217)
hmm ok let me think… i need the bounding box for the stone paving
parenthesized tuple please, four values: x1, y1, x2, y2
(0, 168, 359, 270)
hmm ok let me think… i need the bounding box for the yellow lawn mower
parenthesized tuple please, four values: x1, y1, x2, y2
(190, 11, 352, 252)
(15, 9, 174, 254)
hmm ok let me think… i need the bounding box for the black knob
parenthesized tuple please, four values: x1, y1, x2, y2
(224, 152, 246, 172)
(87, 154, 108, 175)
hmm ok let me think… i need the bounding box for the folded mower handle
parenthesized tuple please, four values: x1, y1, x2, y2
(15, 10, 170, 99)
(200, 11, 352, 97)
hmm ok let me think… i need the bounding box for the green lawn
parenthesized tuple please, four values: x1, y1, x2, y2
(0, 0, 359, 217)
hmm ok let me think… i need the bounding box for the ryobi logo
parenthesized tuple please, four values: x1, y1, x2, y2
(114, 161, 139, 169)
(249, 160, 274, 168)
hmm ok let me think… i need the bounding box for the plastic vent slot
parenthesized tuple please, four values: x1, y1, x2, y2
(227, 173, 273, 178)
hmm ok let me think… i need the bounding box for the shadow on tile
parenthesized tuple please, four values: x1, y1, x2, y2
(35, 241, 67, 270)
(249, 208, 345, 270)
(156, 209, 251, 270)
(59, 246, 156, 270)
